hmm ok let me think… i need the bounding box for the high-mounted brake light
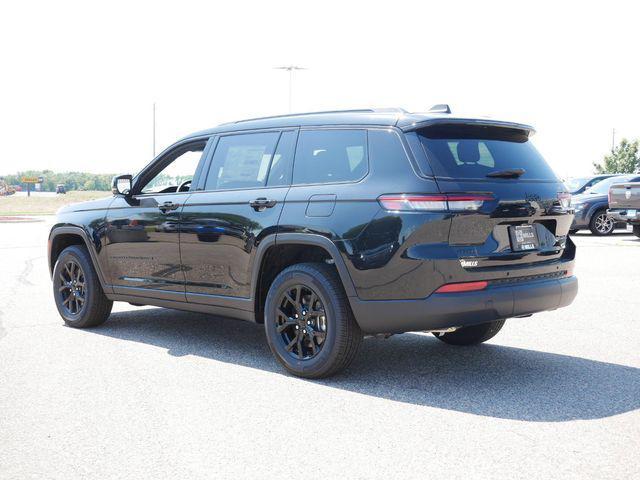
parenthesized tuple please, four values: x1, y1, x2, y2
(435, 281, 488, 293)
(378, 194, 493, 212)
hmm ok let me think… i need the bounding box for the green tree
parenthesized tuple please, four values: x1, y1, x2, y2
(593, 138, 640, 174)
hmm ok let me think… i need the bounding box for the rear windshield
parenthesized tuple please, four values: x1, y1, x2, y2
(416, 124, 558, 181)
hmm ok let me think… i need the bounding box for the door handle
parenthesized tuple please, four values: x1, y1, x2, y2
(249, 197, 277, 211)
(158, 201, 180, 213)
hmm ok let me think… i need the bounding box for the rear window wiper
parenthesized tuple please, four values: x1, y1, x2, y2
(486, 168, 526, 179)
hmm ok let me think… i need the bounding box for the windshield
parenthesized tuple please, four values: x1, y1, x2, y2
(564, 177, 589, 193)
(417, 125, 558, 181)
(585, 175, 636, 194)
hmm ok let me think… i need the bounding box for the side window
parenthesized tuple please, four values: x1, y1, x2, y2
(293, 129, 368, 184)
(140, 142, 205, 194)
(587, 178, 600, 189)
(404, 131, 433, 176)
(205, 132, 280, 190)
(266, 130, 297, 187)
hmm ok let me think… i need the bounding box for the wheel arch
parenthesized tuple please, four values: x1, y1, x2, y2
(251, 233, 357, 323)
(48, 226, 110, 291)
(586, 202, 609, 221)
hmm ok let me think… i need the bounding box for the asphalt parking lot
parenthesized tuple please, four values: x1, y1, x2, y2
(1, 219, 639, 479)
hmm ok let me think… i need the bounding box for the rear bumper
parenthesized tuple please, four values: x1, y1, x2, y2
(350, 276, 578, 334)
(608, 209, 640, 224)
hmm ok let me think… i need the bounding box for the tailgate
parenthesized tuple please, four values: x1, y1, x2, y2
(415, 123, 573, 270)
(609, 182, 640, 209)
(436, 178, 573, 269)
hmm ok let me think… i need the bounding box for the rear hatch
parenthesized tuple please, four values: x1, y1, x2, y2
(609, 182, 640, 210)
(414, 123, 573, 271)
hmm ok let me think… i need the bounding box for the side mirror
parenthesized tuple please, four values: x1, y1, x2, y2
(112, 174, 133, 196)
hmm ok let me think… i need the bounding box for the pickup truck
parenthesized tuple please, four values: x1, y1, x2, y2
(608, 182, 640, 238)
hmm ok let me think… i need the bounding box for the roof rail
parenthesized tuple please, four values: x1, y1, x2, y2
(219, 108, 408, 126)
(371, 107, 409, 114)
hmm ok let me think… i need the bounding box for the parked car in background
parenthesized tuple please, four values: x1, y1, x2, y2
(571, 174, 640, 235)
(564, 174, 616, 195)
(55, 184, 66, 194)
(608, 181, 640, 238)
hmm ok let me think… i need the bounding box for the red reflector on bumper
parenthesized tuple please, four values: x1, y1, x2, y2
(435, 281, 488, 293)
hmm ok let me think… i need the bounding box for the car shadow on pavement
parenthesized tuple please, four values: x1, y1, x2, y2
(97, 307, 640, 423)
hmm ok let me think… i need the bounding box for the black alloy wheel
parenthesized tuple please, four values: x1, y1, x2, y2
(53, 245, 112, 328)
(275, 284, 328, 360)
(57, 259, 86, 315)
(264, 263, 362, 378)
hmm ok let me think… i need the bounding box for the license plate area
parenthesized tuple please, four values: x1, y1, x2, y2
(509, 224, 539, 251)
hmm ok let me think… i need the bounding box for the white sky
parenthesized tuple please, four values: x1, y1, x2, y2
(1, 0, 639, 180)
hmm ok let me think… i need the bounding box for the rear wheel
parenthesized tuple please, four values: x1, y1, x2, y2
(53, 245, 112, 328)
(433, 319, 506, 346)
(633, 225, 640, 238)
(264, 263, 362, 378)
(589, 210, 615, 235)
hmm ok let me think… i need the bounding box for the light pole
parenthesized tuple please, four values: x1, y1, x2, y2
(274, 65, 306, 112)
(611, 128, 616, 153)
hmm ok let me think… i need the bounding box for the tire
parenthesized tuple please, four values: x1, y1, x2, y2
(589, 210, 615, 236)
(264, 263, 362, 378)
(53, 245, 112, 328)
(633, 225, 640, 238)
(433, 319, 506, 346)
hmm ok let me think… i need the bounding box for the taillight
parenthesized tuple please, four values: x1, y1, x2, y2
(558, 192, 571, 209)
(435, 281, 488, 293)
(378, 194, 493, 212)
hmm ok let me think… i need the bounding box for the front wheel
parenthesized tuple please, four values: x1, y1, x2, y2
(589, 210, 615, 235)
(633, 225, 640, 238)
(264, 263, 362, 378)
(53, 245, 112, 328)
(433, 319, 506, 346)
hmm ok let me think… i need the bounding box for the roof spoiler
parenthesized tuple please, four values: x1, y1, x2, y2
(400, 117, 536, 135)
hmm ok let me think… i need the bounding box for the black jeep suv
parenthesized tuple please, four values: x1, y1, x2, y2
(48, 107, 578, 378)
